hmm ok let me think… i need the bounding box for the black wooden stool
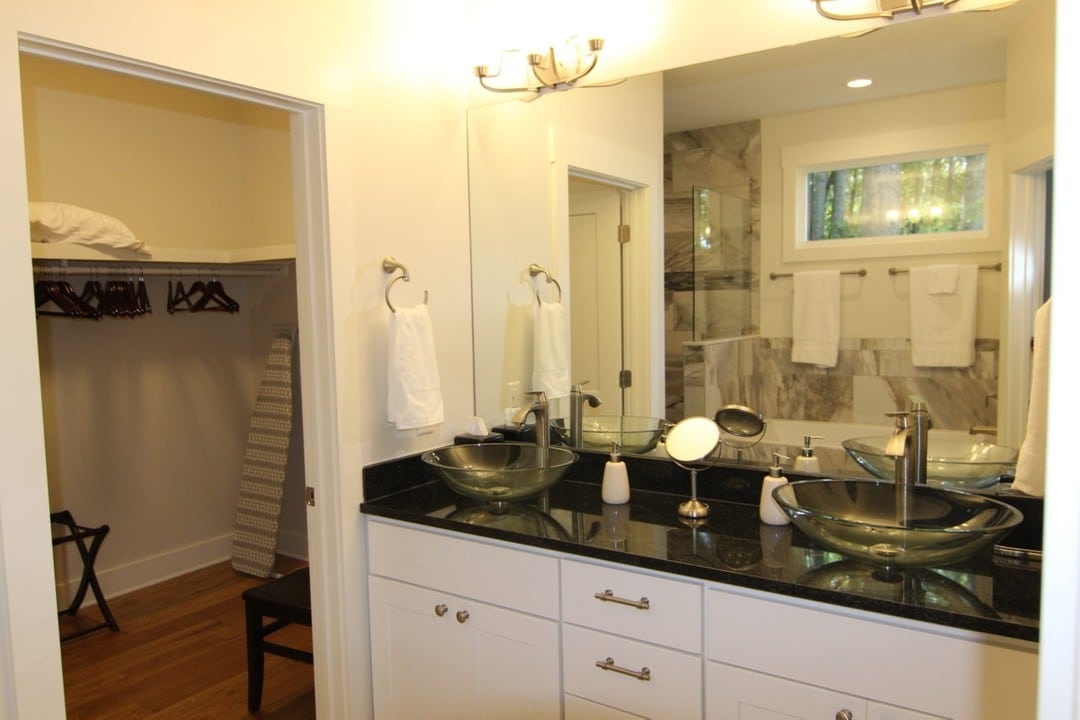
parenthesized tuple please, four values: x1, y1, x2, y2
(50, 510, 120, 642)
(241, 566, 313, 713)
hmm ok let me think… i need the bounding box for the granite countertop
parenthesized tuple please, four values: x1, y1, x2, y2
(361, 451, 1041, 643)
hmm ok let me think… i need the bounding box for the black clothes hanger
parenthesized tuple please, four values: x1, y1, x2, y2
(168, 279, 193, 313)
(35, 277, 100, 319)
(190, 277, 240, 313)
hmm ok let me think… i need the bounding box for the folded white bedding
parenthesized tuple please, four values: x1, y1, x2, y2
(29, 201, 148, 254)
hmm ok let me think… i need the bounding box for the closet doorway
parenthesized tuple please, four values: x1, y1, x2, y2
(18, 36, 342, 714)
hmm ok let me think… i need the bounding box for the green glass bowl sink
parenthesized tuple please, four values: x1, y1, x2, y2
(422, 442, 577, 502)
(842, 435, 1018, 490)
(772, 479, 1023, 567)
(553, 415, 668, 454)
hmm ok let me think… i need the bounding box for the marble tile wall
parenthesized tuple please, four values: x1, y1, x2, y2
(664, 120, 762, 421)
(683, 336, 998, 432)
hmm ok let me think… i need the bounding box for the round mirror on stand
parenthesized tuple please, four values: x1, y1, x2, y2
(665, 416, 722, 520)
(715, 404, 766, 460)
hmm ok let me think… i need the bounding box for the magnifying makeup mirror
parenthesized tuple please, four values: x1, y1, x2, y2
(714, 404, 767, 456)
(665, 416, 722, 519)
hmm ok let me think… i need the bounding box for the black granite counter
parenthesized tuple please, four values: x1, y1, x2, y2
(361, 451, 1040, 643)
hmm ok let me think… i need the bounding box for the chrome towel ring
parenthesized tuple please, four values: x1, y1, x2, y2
(382, 257, 429, 313)
(528, 263, 562, 306)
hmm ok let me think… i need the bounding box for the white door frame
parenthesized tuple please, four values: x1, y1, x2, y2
(14, 34, 349, 717)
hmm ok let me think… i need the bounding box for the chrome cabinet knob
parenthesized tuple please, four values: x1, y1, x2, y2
(456, 609, 470, 623)
(836, 710, 853, 720)
(434, 603, 448, 617)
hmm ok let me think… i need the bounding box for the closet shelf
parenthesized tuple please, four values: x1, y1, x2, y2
(30, 243, 295, 264)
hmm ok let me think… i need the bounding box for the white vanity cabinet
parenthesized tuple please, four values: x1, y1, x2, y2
(560, 558, 703, 719)
(367, 520, 561, 720)
(705, 588, 1038, 720)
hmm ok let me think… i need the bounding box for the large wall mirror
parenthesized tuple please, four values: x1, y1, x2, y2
(467, 0, 1054, 466)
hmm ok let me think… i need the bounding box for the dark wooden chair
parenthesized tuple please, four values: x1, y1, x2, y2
(241, 566, 313, 713)
(51, 510, 120, 641)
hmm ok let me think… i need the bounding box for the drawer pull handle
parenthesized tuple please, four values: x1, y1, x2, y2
(456, 609, 470, 623)
(835, 711, 853, 720)
(434, 604, 448, 617)
(595, 657, 651, 682)
(594, 589, 650, 610)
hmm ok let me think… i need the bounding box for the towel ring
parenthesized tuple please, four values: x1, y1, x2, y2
(382, 257, 429, 314)
(528, 263, 562, 306)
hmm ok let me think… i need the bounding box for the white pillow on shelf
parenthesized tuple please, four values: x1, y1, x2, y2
(29, 201, 148, 253)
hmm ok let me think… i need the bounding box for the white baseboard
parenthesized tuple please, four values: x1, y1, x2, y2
(55, 528, 308, 606)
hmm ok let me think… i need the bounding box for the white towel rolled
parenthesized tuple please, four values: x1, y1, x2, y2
(1013, 298, 1051, 497)
(791, 270, 840, 368)
(532, 300, 570, 399)
(387, 305, 444, 430)
(910, 264, 978, 368)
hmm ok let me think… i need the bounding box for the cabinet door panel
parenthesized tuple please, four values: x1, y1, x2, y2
(369, 576, 479, 719)
(707, 662, 865, 720)
(869, 701, 949, 720)
(565, 693, 649, 719)
(471, 598, 561, 719)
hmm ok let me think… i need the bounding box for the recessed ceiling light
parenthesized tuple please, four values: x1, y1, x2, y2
(847, 78, 873, 89)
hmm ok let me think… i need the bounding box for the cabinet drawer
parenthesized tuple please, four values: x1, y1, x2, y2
(562, 558, 702, 652)
(368, 519, 559, 619)
(562, 624, 702, 720)
(565, 694, 647, 719)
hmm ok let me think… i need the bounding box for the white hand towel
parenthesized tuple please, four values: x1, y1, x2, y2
(910, 264, 978, 368)
(791, 270, 840, 368)
(532, 300, 570, 399)
(1013, 298, 1051, 497)
(927, 263, 960, 295)
(387, 305, 444, 430)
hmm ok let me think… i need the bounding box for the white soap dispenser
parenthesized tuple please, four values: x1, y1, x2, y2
(793, 435, 823, 474)
(602, 442, 631, 504)
(759, 453, 791, 526)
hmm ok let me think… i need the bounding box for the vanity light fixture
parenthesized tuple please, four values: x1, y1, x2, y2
(473, 37, 623, 97)
(847, 77, 873, 88)
(815, 0, 957, 21)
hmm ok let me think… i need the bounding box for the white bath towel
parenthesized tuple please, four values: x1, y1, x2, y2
(532, 300, 570, 399)
(1013, 298, 1051, 497)
(387, 305, 444, 430)
(910, 264, 978, 367)
(791, 270, 840, 368)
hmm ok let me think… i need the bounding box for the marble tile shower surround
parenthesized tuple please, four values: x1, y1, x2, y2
(664, 120, 761, 419)
(683, 335, 998, 432)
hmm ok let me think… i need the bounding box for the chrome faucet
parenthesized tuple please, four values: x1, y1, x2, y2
(512, 391, 550, 467)
(885, 397, 929, 487)
(569, 381, 602, 448)
(885, 398, 929, 524)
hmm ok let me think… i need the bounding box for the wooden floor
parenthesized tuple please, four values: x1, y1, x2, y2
(60, 558, 316, 719)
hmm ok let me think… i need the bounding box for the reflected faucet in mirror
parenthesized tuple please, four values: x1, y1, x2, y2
(569, 381, 602, 448)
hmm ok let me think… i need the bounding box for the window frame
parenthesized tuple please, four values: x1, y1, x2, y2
(781, 122, 1002, 263)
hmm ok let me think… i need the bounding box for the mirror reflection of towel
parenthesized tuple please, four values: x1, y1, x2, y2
(387, 305, 444, 430)
(1014, 298, 1050, 497)
(910, 264, 978, 368)
(791, 270, 840, 368)
(532, 300, 570, 399)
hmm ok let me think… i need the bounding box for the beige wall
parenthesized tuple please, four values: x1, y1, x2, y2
(760, 83, 1006, 340)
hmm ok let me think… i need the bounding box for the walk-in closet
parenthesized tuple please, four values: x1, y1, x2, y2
(21, 47, 309, 686)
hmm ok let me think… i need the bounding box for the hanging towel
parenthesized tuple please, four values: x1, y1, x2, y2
(231, 331, 295, 578)
(1013, 298, 1051, 497)
(910, 264, 978, 367)
(791, 270, 840, 368)
(387, 304, 444, 430)
(532, 300, 570, 399)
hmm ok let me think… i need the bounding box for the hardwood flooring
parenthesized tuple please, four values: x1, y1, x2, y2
(60, 558, 315, 719)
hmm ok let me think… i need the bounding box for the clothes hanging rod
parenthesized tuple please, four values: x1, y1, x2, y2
(769, 269, 866, 280)
(33, 260, 287, 278)
(888, 262, 1002, 276)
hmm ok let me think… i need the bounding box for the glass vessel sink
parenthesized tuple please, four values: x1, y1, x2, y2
(842, 434, 1018, 489)
(772, 479, 1023, 567)
(421, 442, 577, 502)
(553, 415, 668, 453)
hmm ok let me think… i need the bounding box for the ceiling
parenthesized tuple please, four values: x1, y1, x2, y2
(663, 0, 1043, 132)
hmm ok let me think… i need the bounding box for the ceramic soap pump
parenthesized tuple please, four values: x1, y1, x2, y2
(759, 453, 791, 526)
(793, 435, 824, 474)
(602, 442, 630, 504)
